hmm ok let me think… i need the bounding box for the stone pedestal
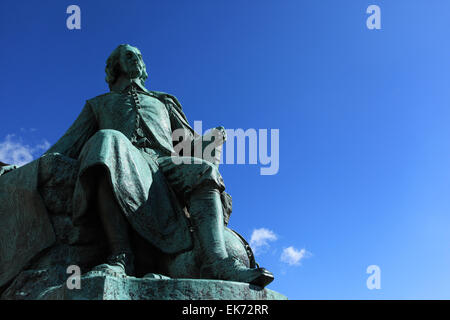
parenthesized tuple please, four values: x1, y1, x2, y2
(37, 272, 287, 300)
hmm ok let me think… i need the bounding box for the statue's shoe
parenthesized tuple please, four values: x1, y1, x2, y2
(200, 257, 274, 288)
(90, 263, 128, 278)
(143, 273, 171, 280)
(90, 252, 135, 277)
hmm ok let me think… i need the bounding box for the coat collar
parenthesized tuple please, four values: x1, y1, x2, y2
(110, 78, 150, 94)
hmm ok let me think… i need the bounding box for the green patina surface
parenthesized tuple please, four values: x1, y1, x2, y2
(0, 44, 283, 299)
(39, 273, 287, 300)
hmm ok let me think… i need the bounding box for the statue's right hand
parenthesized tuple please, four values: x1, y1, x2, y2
(0, 164, 18, 177)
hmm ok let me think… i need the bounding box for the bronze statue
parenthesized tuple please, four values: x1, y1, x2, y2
(0, 45, 273, 294)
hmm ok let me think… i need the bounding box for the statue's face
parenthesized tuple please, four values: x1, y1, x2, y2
(119, 46, 144, 80)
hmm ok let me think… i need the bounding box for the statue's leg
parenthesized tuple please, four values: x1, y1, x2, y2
(93, 167, 135, 275)
(187, 188, 228, 261)
(188, 186, 274, 287)
(158, 156, 273, 287)
(97, 171, 132, 255)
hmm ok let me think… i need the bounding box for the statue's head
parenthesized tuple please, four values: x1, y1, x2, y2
(105, 44, 149, 89)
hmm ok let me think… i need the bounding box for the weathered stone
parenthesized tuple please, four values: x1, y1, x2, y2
(0, 160, 55, 288)
(37, 273, 287, 300)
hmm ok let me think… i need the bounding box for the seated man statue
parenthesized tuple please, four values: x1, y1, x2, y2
(0, 44, 273, 288)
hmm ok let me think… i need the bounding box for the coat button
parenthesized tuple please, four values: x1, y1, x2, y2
(136, 128, 144, 137)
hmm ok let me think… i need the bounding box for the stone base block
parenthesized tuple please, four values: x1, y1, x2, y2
(38, 272, 287, 300)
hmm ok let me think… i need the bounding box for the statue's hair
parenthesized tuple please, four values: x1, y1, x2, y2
(105, 44, 148, 89)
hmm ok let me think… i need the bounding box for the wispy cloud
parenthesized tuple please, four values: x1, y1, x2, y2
(280, 246, 310, 266)
(250, 228, 278, 255)
(0, 134, 50, 166)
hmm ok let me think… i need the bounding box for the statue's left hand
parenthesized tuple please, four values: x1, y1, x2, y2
(207, 126, 226, 145)
(0, 164, 18, 177)
(213, 126, 227, 141)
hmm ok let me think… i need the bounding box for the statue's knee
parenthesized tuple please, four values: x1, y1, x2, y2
(198, 163, 224, 191)
(196, 161, 219, 179)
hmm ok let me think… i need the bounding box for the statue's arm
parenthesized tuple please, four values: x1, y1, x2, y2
(164, 94, 232, 218)
(166, 96, 225, 165)
(165, 96, 197, 138)
(44, 101, 98, 159)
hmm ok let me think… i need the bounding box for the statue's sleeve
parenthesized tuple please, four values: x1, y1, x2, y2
(165, 95, 233, 223)
(45, 101, 98, 159)
(164, 96, 201, 144)
(164, 94, 232, 220)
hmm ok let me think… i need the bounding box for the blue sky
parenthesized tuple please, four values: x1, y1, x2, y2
(1, 1, 450, 299)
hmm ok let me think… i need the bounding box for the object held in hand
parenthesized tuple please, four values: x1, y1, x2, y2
(194, 126, 227, 166)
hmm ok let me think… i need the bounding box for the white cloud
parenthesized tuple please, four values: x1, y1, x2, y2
(0, 134, 50, 166)
(280, 246, 310, 266)
(250, 228, 278, 255)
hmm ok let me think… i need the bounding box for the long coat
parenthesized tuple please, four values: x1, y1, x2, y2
(45, 88, 200, 250)
(0, 88, 224, 287)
